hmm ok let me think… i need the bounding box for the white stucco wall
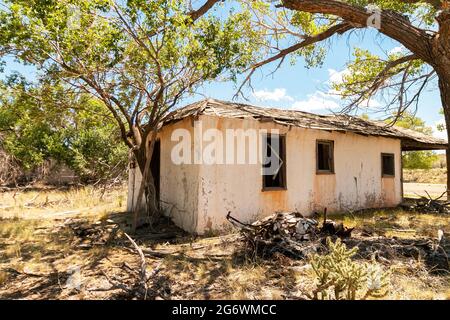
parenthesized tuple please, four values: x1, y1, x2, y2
(127, 117, 200, 233)
(194, 115, 402, 233)
(128, 114, 402, 234)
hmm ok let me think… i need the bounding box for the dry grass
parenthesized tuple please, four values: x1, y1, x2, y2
(403, 168, 447, 184)
(0, 185, 128, 298)
(0, 187, 448, 300)
(0, 185, 126, 220)
(329, 209, 450, 239)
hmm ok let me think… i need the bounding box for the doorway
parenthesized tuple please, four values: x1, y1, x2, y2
(150, 140, 160, 203)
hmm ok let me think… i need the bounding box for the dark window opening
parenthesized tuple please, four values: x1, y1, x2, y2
(317, 140, 334, 173)
(150, 140, 161, 201)
(381, 153, 395, 177)
(262, 134, 286, 190)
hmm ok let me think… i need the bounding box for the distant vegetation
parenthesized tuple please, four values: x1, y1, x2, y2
(0, 79, 128, 186)
(403, 168, 447, 184)
(391, 112, 441, 170)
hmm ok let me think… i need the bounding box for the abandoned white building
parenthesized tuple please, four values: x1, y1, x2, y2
(127, 99, 448, 234)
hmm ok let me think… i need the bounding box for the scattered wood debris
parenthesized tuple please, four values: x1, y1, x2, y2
(343, 236, 449, 273)
(226, 210, 448, 272)
(226, 210, 353, 259)
(100, 233, 168, 300)
(321, 208, 354, 237)
(403, 190, 450, 214)
(102, 233, 161, 300)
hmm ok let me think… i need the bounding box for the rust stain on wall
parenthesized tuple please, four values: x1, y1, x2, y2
(313, 174, 337, 211)
(381, 178, 396, 206)
(260, 190, 288, 213)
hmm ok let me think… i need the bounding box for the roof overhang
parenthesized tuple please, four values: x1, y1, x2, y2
(401, 139, 448, 151)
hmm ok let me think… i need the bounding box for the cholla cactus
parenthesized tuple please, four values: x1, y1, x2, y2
(308, 238, 389, 300)
(363, 261, 390, 299)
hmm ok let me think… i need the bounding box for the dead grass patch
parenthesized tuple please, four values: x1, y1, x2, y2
(0, 190, 448, 300)
(330, 208, 449, 239)
(0, 184, 126, 219)
(403, 168, 446, 184)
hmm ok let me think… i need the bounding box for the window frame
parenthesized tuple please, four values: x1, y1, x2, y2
(316, 140, 335, 174)
(381, 153, 395, 177)
(262, 133, 287, 191)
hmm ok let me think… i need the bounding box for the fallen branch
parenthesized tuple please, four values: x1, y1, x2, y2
(407, 190, 450, 214)
(124, 233, 149, 299)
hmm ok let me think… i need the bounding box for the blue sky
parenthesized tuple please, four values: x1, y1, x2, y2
(190, 27, 446, 140)
(2, 25, 445, 140)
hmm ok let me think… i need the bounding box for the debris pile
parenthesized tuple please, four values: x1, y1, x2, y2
(403, 191, 450, 214)
(227, 210, 353, 258)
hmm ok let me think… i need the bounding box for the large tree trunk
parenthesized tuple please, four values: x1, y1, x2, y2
(438, 71, 450, 198)
(432, 8, 450, 198)
(132, 130, 159, 231)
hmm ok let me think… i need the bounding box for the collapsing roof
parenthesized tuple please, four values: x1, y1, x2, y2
(164, 99, 448, 151)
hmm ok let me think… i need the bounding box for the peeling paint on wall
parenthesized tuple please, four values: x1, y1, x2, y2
(128, 114, 403, 234)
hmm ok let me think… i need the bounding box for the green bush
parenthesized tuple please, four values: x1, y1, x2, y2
(0, 79, 128, 184)
(402, 151, 439, 169)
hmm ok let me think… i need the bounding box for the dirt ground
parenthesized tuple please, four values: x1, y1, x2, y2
(0, 186, 449, 300)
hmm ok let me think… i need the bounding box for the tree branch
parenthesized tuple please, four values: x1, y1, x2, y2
(236, 22, 355, 97)
(280, 0, 434, 62)
(188, 0, 222, 22)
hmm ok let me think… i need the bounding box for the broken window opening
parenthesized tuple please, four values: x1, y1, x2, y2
(317, 140, 334, 174)
(262, 134, 286, 190)
(381, 153, 395, 177)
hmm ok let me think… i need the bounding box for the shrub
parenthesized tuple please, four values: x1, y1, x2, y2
(307, 238, 389, 300)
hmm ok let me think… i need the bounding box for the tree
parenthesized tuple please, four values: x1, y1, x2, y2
(242, 0, 450, 193)
(0, 75, 128, 183)
(0, 0, 262, 229)
(393, 112, 439, 169)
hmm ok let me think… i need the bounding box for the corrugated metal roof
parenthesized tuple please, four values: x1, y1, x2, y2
(164, 99, 448, 150)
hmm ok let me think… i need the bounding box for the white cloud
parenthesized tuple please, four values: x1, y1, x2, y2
(389, 46, 405, 55)
(327, 68, 352, 95)
(291, 91, 340, 112)
(253, 88, 294, 102)
(328, 68, 351, 86)
(358, 98, 382, 109)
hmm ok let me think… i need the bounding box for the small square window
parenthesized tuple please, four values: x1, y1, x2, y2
(317, 140, 334, 174)
(262, 134, 286, 190)
(381, 153, 395, 177)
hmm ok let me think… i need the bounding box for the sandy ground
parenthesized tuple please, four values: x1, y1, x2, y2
(403, 183, 447, 198)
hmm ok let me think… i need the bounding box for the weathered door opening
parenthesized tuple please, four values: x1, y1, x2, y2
(151, 140, 160, 204)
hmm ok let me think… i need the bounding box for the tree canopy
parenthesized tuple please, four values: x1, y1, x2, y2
(0, 0, 262, 155)
(0, 76, 128, 183)
(243, 0, 448, 117)
(241, 0, 449, 188)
